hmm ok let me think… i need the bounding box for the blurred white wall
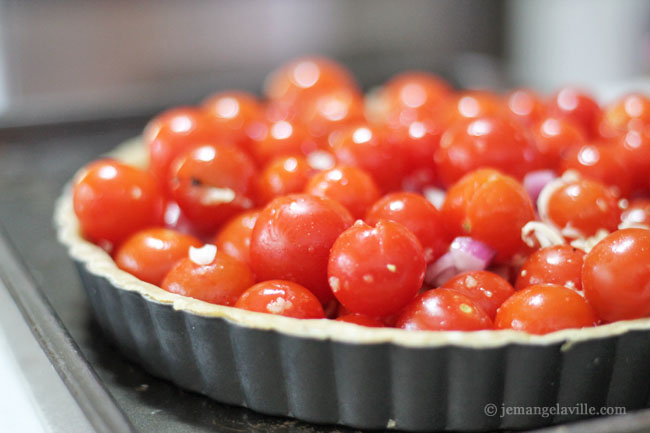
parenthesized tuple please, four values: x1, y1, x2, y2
(507, 0, 650, 100)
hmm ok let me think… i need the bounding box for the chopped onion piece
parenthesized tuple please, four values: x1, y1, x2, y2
(521, 221, 566, 248)
(424, 252, 458, 286)
(423, 187, 446, 210)
(449, 236, 496, 271)
(189, 244, 217, 266)
(523, 170, 556, 203)
(570, 229, 609, 253)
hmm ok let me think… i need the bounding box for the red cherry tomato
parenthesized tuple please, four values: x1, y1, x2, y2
(257, 156, 315, 205)
(495, 284, 598, 334)
(582, 228, 650, 322)
(366, 192, 448, 263)
(335, 313, 385, 328)
(202, 91, 266, 152)
(437, 90, 508, 127)
(621, 199, 650, 226)
(168, 145, 257, 234)
(235, 280, 325, 319)
(162, 248, 255, 306)
(250, 194, 353, 304)
(600, 93, 650, 137)
(213, 210, 260, 266)
(441, 270, 515, 319)
(531, 117, 586, 169)
(614, 129, 650, 191)
(145, 107, 225, 181)
(560, 144, 633, 197)
(299, 88, 365, 141)
(435, 115, 540, 187)
(331, 123, 407, 192)
(375, 71, 451, 122)
(515, 245, 585, 291)
(304, 165, 380, 220)
(441, 169, 535, 263)
(114, 228, 201, 286)
(506, 89, 546, 126)
(548, 87, 601, 139)
(73, 159, 164, 249)
(251, 120, 318, 166)
(545, 178, 621, 237)
(328, 219, 425, 317)
(264, 57, 358, 109)
(396, 288, 493, 331)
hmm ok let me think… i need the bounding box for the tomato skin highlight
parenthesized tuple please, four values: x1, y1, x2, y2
(582, 228, 650, 322)
(257, 156, 314, 205)
(73, 159, 165, 249)
(495, 284, 598, 335)
(515, 245, 585, 292)
(235, 280, 325, 319)
(442, 270, 515, 319)
(366, 192, 448, 263)
(441, 169, 535, 263)
(162, 250, 255, 306)
(114, 228, 201, 286)
(328, 219, 425, 317)
(397, 288, 493, 331)
(250, 194, 353, 304)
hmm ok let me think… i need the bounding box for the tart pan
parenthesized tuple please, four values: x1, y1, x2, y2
(55, 139, 650, 431)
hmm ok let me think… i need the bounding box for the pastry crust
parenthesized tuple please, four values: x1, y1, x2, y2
(55, 137, 650, 348)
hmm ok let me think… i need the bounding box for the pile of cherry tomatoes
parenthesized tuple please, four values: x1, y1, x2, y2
(72, 57, 650, 335)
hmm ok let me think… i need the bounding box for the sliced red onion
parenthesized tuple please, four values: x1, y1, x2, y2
(424, 237, 496, 286)
(449, 236, 496, 272)
(423, 187, 446, 210)
(424, 252, 458, 286)
(523, 170, 557, 203)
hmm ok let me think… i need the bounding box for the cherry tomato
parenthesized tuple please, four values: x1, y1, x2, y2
(257, 156, 314, 205)
(621, 199, 650, 226)
(366, 192, 448, 263)
(396, 288, 493, 331)
(614, 129, 650, 191)
(202, 91, 266, 152)
(495, 284, 598, 334)
(114, 228, 201, 286)
(250, 194, 353, 304)
(251, 120, 318, 166)
(600, 93, 650, 137)
(441, 169, 535, 263)
(582, 228, 650, 322)
(435, 115, 540, 187)
(436, 90, 508, 128)
(145, 107, 225, 181)
(264, 57, 358, 109)
(515, 245, 585, 291)
(506, 89, 546, 126)
(531, 117, 586, 169)
(373, 71, 451, 122)
(548, 87, 601, 139)
(73, 159, 164, 249)
(545, 177, 621, 237)
(299, 88, 365, 141)
(560, 144, 633, 197)
(304, 165, 380, 219)
(441, 270, 515, 319)
(328, 219, 425, 317)
(331, 123, 407, 192)
(168, 145, 257, 234)
(162, 247, 255, 306)
(213, 210, 260, 266)
(235, 280, 325, 319)
(335, 313, 385, 328)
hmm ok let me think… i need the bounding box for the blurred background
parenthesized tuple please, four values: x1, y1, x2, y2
(1, 0, 649, 127)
